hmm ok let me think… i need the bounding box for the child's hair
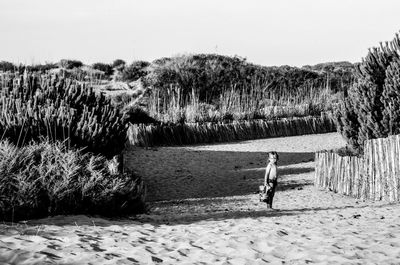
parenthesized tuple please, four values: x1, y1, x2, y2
(268, 151, 279, 162)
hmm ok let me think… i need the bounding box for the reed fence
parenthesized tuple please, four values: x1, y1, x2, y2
(127, 114, 336, 147)
(315, 135, 400, 202)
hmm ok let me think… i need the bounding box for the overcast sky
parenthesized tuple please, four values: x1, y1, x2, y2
(1, 0, 399, 67)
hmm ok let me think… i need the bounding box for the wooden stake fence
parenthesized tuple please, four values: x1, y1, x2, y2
(315, 135, 400, 202)
(127, 114, 336, 147)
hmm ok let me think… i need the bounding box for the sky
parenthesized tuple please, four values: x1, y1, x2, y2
(0, 0, 399, 67)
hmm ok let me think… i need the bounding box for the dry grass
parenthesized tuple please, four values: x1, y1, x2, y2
(0, 140, 146, 221)
(146, 82, 341, 123)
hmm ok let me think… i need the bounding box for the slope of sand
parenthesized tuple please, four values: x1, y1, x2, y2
(2, 133, 400, 264)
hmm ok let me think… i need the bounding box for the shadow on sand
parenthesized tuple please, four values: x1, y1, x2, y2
(20, 202, 394, 227)
(125, 148, 316, 202)
(133, 203, 394, 225)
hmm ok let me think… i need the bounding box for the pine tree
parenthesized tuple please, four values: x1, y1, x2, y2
(336, 32, 400, 151)
(335, 86, 361, 150)
(381, 35, 400, 134)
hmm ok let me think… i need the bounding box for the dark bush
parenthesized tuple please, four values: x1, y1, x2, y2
(0, 61, 16, 72)
(25, 63, 58, 72)
(146, 54, 353, 105)
(123, 106, 158, 124)
(58, 59, 83, 69)
(112, 59, 126, 69)
(302, 62, 355, 92)
(335, 32, 400, 150)
(92, 62, 113, 76)
(121, 61, 150, 81)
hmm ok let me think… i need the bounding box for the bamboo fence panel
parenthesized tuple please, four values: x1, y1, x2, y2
(314, 151, 364, 198)
(126, 114, 336, 147)
(315, 134, 400, 202)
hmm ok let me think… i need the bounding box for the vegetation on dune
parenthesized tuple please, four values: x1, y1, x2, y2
(92, 62, 114, 77)
(112, 59, 126, 69)
(302, 61, 355, 92)
(0, 54, 355, 144)
(146, 83, 340, 123)
(130, 54, 353, 124)
(0, 71, 128, 157)
(335, 31, 400, 152)
(0, 70, 147, 220)
(145, 54, 352, 103)
(0, 55, 355, 125)
(106, 55, 353, 124)
(121, 61, 150, 82)
(0, 140, 146, 221)
(25, 63, 58, 72)
(58, 59, 84, 70)
(0, 61, 17, 72)
(0, 61, 59, 73)
(303, 61, 355, 71)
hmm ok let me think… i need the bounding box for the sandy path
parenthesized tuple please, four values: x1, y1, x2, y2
(2, 133, 400, 264)
(123, 133, 345, 202)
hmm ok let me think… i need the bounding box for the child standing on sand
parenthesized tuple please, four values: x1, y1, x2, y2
(264, 151, 279, 209)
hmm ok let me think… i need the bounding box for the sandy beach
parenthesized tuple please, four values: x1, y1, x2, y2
(2, 132, 400, 264)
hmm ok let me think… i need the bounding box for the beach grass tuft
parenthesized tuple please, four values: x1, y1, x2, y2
(0, 140, 146, 222)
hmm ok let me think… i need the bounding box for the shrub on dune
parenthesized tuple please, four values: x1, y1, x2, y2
(121, 61, 150, 82)
(0, 72, 127, 157)
(0, 140, 146, 222)
(335, 31, 400, 151)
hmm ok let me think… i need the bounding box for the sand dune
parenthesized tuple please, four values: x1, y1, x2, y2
(2, 133, 400, 264)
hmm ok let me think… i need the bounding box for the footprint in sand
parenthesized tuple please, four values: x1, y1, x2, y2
(90, 243, 106, 252)
(151, 256, 163, 263)
(177, 248, 191, 257)
(104, 253, 121, 260)
(127, 257, 140, 263)
(145, 246, 157, 255)
(47, 243, 62, 251)
(39, 250, 62, 260)
(277, 230, 289, 236)
(189, 241, 204, 250)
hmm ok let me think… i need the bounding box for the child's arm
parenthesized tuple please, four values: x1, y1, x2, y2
(264, 164, 271, 186)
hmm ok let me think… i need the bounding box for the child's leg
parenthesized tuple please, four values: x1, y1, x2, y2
(267, 190, 274, 208)
(268, 181, 277, 208)
(268, 190, 274, 208)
